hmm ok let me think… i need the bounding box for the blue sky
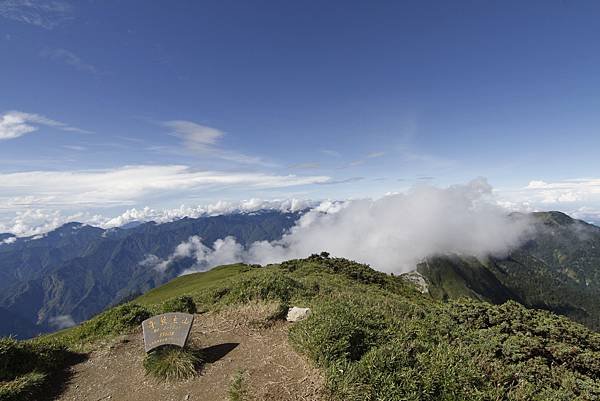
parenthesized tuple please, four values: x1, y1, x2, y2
(1, 0, 600, 234)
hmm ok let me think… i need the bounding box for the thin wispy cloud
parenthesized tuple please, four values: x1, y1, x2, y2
(164, 120, 223, 149)
(397, 148, 455, 169)
(0, 111, 89, 141)
(0, 0, 73, 29)
(0, 164, 330, 211)
(163, 119, 274, 167)
(289, 162, 321, 170)
(318, 176, 364, 185)
(62, 145, 86, 151)
(342, 151, 385, 168)
(366, 151, 385, 158)
(40, 48, 97, 74)
(320, 149, 342, 158)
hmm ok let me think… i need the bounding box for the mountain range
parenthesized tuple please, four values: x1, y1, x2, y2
(1, 209, 599, 339)
(0, 211, 301, 338)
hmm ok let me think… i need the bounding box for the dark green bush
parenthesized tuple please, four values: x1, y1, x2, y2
(162, 296, 197, 314)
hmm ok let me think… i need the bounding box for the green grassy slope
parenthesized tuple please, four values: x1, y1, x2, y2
(135, 263, 251, 305)
(3, 255, 600, 400)
(418, 212, 600, 331)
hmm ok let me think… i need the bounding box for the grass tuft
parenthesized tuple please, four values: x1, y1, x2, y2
(0, 371, 48, 401)
(228, 369, 247, 401)
(143, 345, 203, 382)
(0, 337, 83, 401)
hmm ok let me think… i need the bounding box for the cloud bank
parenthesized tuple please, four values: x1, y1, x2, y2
(150, 178, 534, 274)
(0, 165, 328, 211)
(0, 198, 315, 237)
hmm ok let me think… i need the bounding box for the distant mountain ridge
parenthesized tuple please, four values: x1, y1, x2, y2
(418, 211, 600, 330)
(2, 209, 599, 339)
(0, 211, 301, 338)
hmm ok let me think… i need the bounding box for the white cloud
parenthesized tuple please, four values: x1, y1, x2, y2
(523, 178, 600, 204)
(345, 151, 386, 168)
(0, 110, 89, 140)
(0, 166, 328, 236)
(0, 209, 72, 237)
(146, 179, 535, 275)
(0, 165, 329, 213)
(320, 149, 341, 158)
(0, 0, 72, 29)
(317, 177, 364, 185)
(164, 120, 223, 149)
(289, 162, 321, 170)
(241, 178, 534, 273)
(0, 188, 319, 236)
(40, 48, 97, 74)
(163, 120, 272, 166)
(1, 236, 16, 244)
(102, 198, 315, 228)
(493, 178, 600, 224)
(142, 235, 244, 275)
(570, 206, 600, 225)
(366, 151, 385, 158)
(48, 314, 76, 329)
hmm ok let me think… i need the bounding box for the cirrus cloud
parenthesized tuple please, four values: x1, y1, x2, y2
(0, 164, 329, 210)
(0, 0, 73, 29)
(162, 120, 274, 166)
(0, 110, 89, 141)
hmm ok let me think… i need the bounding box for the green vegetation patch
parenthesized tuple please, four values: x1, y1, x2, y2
(0, 338, 82, 401)
(42, 303, 152, 348)
(135, 264, 250, 305)
(228, 369, 248, 401)
(289, 292, 600, 400)
(17, 253, 600, 400)
(143, 345, 203, 382)
(162, 295, 197, 314)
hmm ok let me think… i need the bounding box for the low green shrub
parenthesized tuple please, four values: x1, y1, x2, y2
(0, 338, 69, 381)
(162, 296, 197, 314)
(0, 338, 81, 401)
(218, 270, 304, 304)
(68, 303, 152, 343)
(289, 296, 393, 366)
(289, 290, 600, 400)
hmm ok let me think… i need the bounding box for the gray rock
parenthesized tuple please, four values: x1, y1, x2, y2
(286, 307, 311, 322)
(401, 271, 429, 294)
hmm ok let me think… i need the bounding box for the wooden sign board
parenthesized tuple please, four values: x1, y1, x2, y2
(142, 312, 194, 353)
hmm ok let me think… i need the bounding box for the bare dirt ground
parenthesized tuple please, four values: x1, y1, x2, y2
(57, 303, 325, 401)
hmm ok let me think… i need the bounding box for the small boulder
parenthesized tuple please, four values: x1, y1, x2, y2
(286, 307, 311, 322)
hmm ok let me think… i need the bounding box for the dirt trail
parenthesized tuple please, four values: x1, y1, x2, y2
(57, 304, 325, 401)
